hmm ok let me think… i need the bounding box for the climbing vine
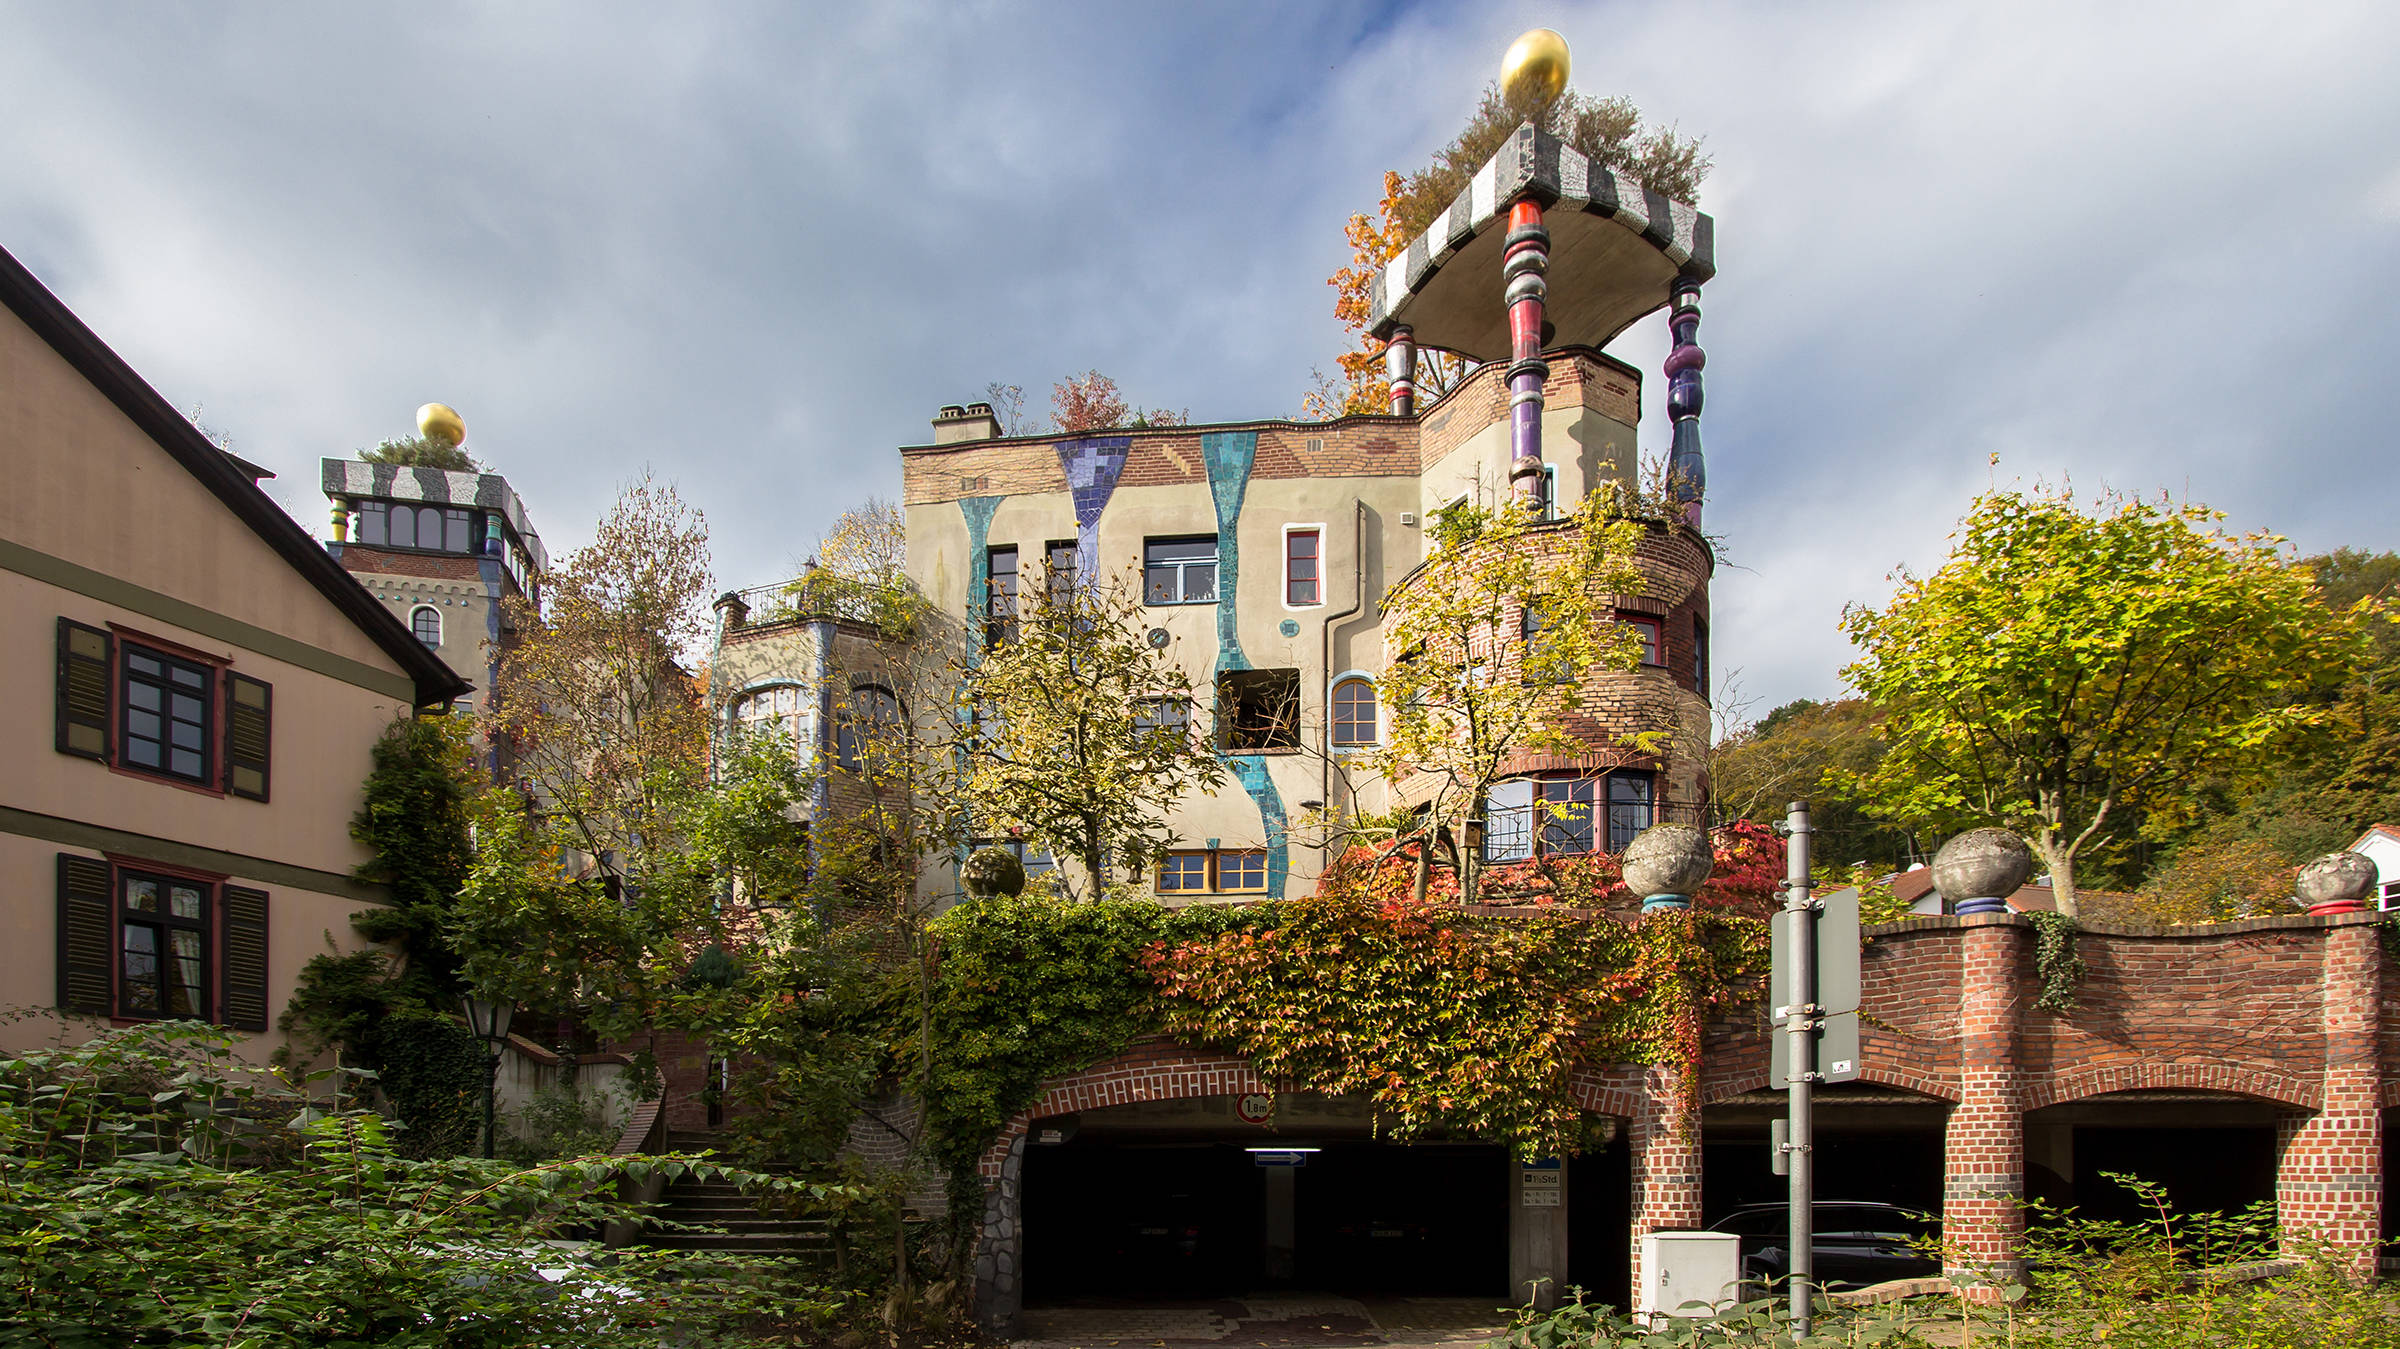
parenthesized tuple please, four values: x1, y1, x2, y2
(1143, 878, 1766, 1160)
(2026, 910, 2086, 1013)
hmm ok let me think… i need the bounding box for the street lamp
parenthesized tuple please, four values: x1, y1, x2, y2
(460, 992, 515, 1159)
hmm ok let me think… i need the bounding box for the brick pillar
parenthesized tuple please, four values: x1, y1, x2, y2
(1944, 915, 2027, 1288)
(1628, 1065, 1703, 1299)
(2276, 918, 2384, 1272)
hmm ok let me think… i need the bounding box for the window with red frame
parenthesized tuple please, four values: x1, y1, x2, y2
(1618, 611, 1663, 666)
(55, 618, 273, 800)
(1286, 529, 1320, 606)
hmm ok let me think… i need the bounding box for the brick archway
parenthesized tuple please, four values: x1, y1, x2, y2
(977, 1041, 1269, 1180)
(2021, 1062, 2321, 1112)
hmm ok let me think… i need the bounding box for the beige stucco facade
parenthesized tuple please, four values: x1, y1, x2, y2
(895, 351, 1711, 904)
(0, 263, 464, 1064)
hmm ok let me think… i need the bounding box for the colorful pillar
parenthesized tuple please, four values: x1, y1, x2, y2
(1665, 279, 1707, 512)
(328, 496, 351, 543)
(1503, 199, 1550, 506)
(1385, 325, 1417, 417)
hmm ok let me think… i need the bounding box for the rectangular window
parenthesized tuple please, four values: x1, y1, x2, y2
(1483, 779, 1535, 863)
(1285, 529, 1321, 607)
(1537, 465, 1559, 522)
(119, 870, 209, 1020)
(1521, 604, 1571, 683)
(1539, 778, 1597, 856)
(973, 838, 1056, 881)
(985, 546, 1019, 648)
(1216, 850, 1267, 893)
(1694, 615, 1709, 700)
(1144, 537, 1218, 605)
(1045, 540, 1078, 609)
(358, 500, 388, 546)
(1154, 849, 1268, 895)
(1606, 773, 1655, 853)
(1619, 612, 1663, 667)
(444, 508, 474, 553)
(1158, 852, 1209, 893)
(1218, 668, 1301, 751)
(1134, 696, 1190, 748)
(122, 644, 212, 784)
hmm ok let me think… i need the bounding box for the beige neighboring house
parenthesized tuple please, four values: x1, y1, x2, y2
(0, 244, 469, 1062)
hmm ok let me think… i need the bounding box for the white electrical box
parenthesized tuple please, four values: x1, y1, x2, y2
(1636, 1231, 1741, 1322)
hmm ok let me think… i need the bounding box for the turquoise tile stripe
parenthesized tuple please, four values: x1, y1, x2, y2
(1200, 431, 1285, 897)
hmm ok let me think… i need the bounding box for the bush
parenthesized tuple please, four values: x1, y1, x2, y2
(500, 1081, 625, 1164)
(0, 1023, 859, 1347)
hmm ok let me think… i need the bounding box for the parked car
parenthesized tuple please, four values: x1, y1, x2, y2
(1707, 1202, 1940, 1290)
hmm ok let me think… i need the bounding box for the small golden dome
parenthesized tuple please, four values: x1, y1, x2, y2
(417, 402, 466, 447)
(1501, 28, 1571, 109)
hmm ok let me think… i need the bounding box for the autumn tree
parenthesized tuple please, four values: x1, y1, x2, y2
(1841, 487, 2374, 917)
(1308, 83, 1710, 419)
(950, 570, 1227, 899)
(361, 434, 478, 473)
(455, 476, 737, 1030)
(783, 496, 929, 635)
(1359, 488, 1651, 903)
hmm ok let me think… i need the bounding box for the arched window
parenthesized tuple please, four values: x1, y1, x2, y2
(733, 684, 812, 758)
(388, 504, 418, 549)
(834, 684, 903, 771)
(410, 605, 441, 648)
(1330, 677, 1377, 746)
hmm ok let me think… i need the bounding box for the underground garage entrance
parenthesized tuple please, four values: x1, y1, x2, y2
(1020, 1093, 1528, 1303)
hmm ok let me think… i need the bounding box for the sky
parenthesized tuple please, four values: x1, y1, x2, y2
(5, 2, 2396, 720)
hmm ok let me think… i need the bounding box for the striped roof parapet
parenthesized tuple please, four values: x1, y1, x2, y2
(1366, 121, 1715, 363)
(321, 459, 549, 573)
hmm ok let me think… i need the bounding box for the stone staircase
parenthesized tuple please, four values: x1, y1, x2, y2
(635, 1130, 833, 1256)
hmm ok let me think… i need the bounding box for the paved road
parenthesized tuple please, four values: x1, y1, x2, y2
(1013, 1294, 1512, 1348)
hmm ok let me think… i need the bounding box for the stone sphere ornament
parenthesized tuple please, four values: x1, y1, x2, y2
(1500, 28, 1571, 109)
(2296, 850, 2377, 916)
(1931, 828, 2033, 917)
(961, 846, 1027, 901)
(417, 401, 466, 447)
(1622, 823, 1713, 912)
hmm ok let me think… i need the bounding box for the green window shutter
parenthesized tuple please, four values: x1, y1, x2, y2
(54, 618, 111, 761)
(221, 885, 270, 1033)
(226, 675, 272, 802)
(55, 854, 113, 1017)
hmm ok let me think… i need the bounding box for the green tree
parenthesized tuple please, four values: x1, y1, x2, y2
(951, 572, 1226, 899)
(1841, 487, 2371, 917)
(361, 433, 478, 472)
(1359, 488, 1650, 904)
(1710, 697, 1918, 873)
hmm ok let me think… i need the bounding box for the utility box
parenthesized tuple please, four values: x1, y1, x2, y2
(1636, 1231, 1742, 1322)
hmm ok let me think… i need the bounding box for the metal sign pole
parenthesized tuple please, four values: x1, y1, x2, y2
(1782, 800, 1815, 1335)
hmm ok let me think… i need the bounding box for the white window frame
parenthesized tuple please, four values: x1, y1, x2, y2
(410, 604, 442, 648)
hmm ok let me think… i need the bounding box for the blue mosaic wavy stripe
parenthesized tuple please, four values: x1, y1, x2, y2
(1055, 436, 1130, 581)
(1201, 430, 1285, 897)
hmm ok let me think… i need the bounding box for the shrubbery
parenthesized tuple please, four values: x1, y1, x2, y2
(0, 1023, 858, 1348)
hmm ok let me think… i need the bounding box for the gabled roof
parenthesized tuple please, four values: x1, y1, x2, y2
(0, 243, 470, 707)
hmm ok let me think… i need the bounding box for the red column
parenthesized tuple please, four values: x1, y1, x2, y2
(1628, 1064, 1703, 1298)
(1944, 916, 2027, 1290)
(2277, 918, 2384, 1273)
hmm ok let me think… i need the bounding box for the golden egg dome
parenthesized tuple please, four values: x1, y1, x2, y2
(1501, 28, 1571, 109)
(417, 402, 466, 447)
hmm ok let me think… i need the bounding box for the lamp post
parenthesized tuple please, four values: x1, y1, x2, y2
(461, 992, 515, 1160)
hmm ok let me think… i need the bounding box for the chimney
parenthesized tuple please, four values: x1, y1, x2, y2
(713, 590, 750, 633)
(932, 401, 1003, 444)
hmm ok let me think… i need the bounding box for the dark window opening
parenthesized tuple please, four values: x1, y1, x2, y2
(1695, 614, 1710, 699)
(985, 546, 1019, 648)
(834, 685, 902, 771)
(358, 502, 483, 555)
(1145, 536, 1218, 605)
(1483, 770, 1655, 862)
(1606, 773, 1654, 852)
(120, 870, 208, 1020)
(1618, 611, 1663, 667)
(1218, 668, 1301, 752)
(122, 644, 212, 784)
(1046, 540, 1078, 609)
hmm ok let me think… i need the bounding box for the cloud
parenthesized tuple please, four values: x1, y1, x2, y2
(2, 1, 2395, 720)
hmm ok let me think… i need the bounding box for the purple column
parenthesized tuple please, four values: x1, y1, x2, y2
(1665, 278, 1707, 516)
